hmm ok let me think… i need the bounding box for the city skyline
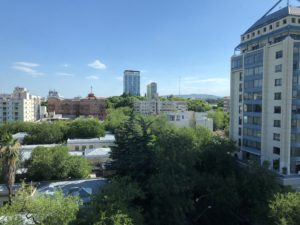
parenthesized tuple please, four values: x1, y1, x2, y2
(0, 0, 294, 98)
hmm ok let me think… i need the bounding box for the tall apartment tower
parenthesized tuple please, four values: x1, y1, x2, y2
(123, 70, 140, 96)
(230, 4, 300, 175)
(147, 82, 158, 100)
(0, 87, 41, 123)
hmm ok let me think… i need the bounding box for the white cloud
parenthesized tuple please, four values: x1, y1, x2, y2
(115, 76, 123, 81)
(86, 75, 99, 80)
(88, 60, 106, 70)
(62, 64, 70, 68)
(12, 62, 43, 77)
(14, 62, 39, 67)
(57, 72, 74, 77)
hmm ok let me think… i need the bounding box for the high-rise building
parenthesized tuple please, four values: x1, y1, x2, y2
(147, 82, 158, 100)
(0, 87, 41, 123)
(230, 3, 300, 175)
(123, 70, 140, 96)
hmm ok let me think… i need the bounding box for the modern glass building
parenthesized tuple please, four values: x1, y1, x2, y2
(230, 3, 300, 175)
(123, 70, 140, 96)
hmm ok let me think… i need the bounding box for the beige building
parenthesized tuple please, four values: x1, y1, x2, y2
(230, 4, 300, 176)
(0, 87, 41, 123)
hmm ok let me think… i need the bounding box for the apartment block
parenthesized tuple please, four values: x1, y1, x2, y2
(230, 5, 300, 175)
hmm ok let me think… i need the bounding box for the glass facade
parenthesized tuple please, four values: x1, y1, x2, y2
(242, 49, 264, 154)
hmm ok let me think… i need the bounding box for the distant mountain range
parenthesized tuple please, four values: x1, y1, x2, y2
(163, 94, 222, 100)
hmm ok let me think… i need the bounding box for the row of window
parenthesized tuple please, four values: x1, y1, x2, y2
(244, 92, 262, 101)
(244, 66, 263, 77)
(243, 116, 261, 125)
(242, 16, 300, 41)
(244, 79, 263, 89)
(243, 139, 261, 150)
(244, 104, 262, 113)
(244, 52, 263, 67)
(243, 128, 261, 138)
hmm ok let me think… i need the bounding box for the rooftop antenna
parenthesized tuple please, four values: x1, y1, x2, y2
(178, 76, 181, 96)
(90, 86, 93, 93)
(260, 0, 283, 19)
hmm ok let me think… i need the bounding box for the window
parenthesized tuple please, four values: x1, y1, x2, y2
(75, 146, 79, 151)
(274, 120, 281, 127)
(89, 145, 93, 149)
(269, 24, 273, 30)
(274, 106, 281, 114)
(247, 34, 250, 39)
(274, 92, 282, 100)
(239, 117, 242, 125)
(298, 18, 300, 24)
(276, 50, 283, 59)
(263, 27, 267, 32)
(257, 30, 260, 35)
(292, 18, 296, 23)
(273, 159, 280, 171)
(275, 78, 282, 86)
(239, 72, 243, 81)
(273, 133, 280, 141)
(252, 32, 255, 37)
(283, 19, 287, 24)
(273, 147, 280, 155)
(238, 127, 242, 136)
(276, 21, 280, 27)
(82, 145, 86, 150)
(275, 64, 282, 72)
(239, 83, 243, 92)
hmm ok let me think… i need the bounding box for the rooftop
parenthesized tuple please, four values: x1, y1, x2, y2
(244, 6, 300, 34)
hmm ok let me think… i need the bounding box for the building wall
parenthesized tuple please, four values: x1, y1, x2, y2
(123, 70, 140, 96)
(47, 97, 106, 120)
(0, 87, 41, 123)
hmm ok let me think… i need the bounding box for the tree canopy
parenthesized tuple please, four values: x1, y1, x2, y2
(26, 146, 91, 181)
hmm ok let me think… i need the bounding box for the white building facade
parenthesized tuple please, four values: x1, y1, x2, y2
(0, 87, 41, 123)
(230, 5, 300, 175)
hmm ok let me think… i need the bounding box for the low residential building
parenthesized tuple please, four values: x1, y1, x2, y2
(134, 99, 187, 115)
(47, 90, 106, 120)
(67, 133, 116, 151)
(0, 87, 41, 123)
(165, 111, 213, 131)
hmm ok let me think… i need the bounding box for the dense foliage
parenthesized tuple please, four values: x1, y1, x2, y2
(208, 108, 229, 131)
(0, 184, 80, 225)
(86, 114, 286, 225)
(0, 117, 105, 144)
(26, 146, 91, 181)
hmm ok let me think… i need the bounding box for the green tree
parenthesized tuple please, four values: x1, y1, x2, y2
(104, 107, 131, 133)
(0, 184, 80, 225)
(0, 133, 20, 204)
(23, 122, 65, 144)
(187, 99, 211, 112)
(67, 156, 91, 178)
(269, 192, 300, 225)
(92, 177, 144, 225)
(208, 109, 229, 131)
(110, 113, 156, 182)
(68, 118, 105, 139)
(26, 146, 91, 181)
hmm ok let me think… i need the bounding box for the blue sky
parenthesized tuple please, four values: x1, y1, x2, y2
(0, 0, 295, 98)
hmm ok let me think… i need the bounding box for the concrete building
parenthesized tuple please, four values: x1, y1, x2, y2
(165, 111, 213, 131)
(0, 87, 41, 123)
(230, 3, 300, 175)
(134, 100, 187, 115)
(223, 96, 230, 113)
(123, 70, 140, 96)
(147, 82, 158, 100)
(47, 90, 106, 120)
(67, 133, 116, 151)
